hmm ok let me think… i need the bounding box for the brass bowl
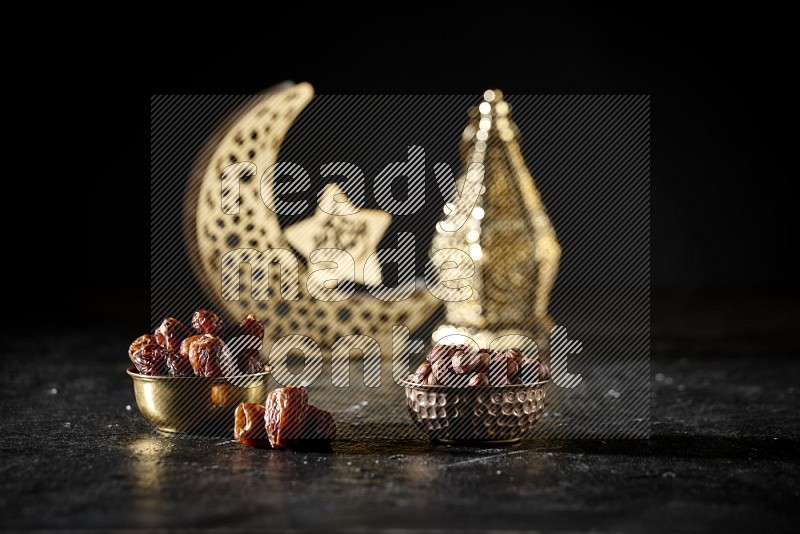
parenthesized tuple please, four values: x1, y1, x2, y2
(127, 368, 270, 435)
(401, 380, 548, 444)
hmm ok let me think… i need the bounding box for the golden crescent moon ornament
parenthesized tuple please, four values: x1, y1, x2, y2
(185, 82, 440, 355)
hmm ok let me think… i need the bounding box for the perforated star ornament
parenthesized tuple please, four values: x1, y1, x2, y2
(283, 183, 392, 286)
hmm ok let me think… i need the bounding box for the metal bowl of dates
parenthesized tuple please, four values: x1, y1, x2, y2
(400, 380, 548, 444)
(128, 367, 270, 435)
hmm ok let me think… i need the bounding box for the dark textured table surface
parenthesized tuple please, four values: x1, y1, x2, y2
(2, 293, 798, 532)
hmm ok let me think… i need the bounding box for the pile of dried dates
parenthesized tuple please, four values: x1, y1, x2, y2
(408, 343, 550, 387)
(128, 309, 264, 377)
(234, 386, 336, 450)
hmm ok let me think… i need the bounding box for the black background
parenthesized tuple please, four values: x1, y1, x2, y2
(21, 6, 794, 328)
(2, 10, 797, 532)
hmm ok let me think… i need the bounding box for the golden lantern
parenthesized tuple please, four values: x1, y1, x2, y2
(431, 89, 561, 353)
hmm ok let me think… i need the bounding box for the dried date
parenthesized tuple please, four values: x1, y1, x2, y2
(302, 405, 336, 441)
(488, 353, 520, 385)
(187, 334, 226, 377)
(518, 360, 539, 384)
(506, 348, 525, 368)
(468, 372, 490, 387)
(154, 317, 191, 352)
(426, 343, 453, 364)
(228, 314, 265, 375)
(235, 314, 264, 340)
(411, 361, 431, 383)
(191, 309, 224, 336)
(129, 334, 166, 376)
(477, 349, 491, 372)
(234, 402, 271, 448)
(129, 334, 156, 363)
(264, 386, 308, 450)
(432, 358, 453, 385)
(452, 350, 481, 375)
(239, 353, 263, 375)
(409, 345, 545, 388)
(164, 349, 193, 377)
(518, 358, 550, 384)
(506, 357, 520, 384)
(539, 361, 551, 381)
(219, 346, 262, 376)
(179, 334, 205, 358)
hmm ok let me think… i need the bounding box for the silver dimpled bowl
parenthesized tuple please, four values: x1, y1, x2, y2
(401, 380, 549, 443)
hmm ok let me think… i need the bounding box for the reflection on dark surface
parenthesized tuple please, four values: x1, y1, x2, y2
(0, 295, 798, 531)
(128, 435, 170, 519)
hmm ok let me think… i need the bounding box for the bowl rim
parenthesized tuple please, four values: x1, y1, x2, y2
(397, 378, 550, 390)
(126, 366, 270, 383)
